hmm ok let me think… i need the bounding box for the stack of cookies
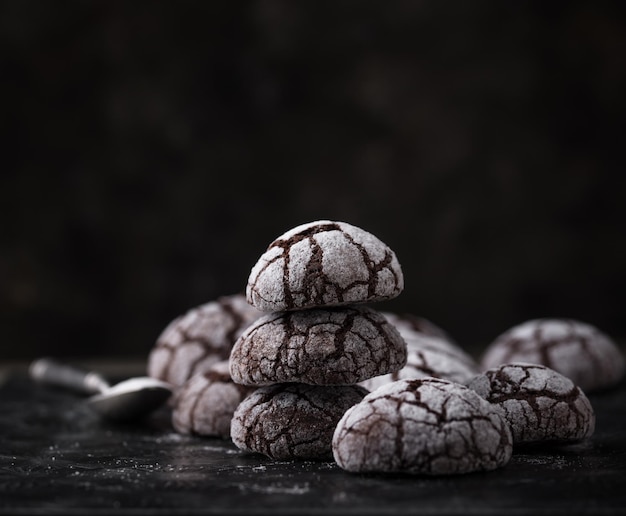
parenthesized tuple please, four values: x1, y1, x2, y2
(229, 220, 408, 460)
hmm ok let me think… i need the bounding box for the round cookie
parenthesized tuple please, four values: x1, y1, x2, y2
(360, 328, 479, 390)
(246, 220, 404, 312)
(332, 378, 513, 475)
(231, 383, 369, 460)
(466, 363, 595, 445)
(172, 361, 256, 439)
(480, 319, 625, 392)
(229, 305, 408, 386)
(148, 294, 263, 387)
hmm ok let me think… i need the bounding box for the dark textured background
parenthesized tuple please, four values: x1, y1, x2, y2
(2, 1, 625, 361)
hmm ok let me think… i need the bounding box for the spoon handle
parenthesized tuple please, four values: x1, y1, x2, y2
(29, 358, 110, 395)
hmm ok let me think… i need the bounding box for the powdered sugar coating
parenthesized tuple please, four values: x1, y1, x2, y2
(481, 319, 625, 392)
(246, 220, 404, 312)
(229, 305, 408, 386)
(231, 383, 368, 460)
(147, 294, 263, 386)
(361, 317, 479, 390)
(332, 378, 513, 475)
(466, 363, 595, 444)
(172, 361, 256, 438)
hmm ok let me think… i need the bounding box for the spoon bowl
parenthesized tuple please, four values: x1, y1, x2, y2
(30, 358, 173, 422)
(87, 376, 172, 421)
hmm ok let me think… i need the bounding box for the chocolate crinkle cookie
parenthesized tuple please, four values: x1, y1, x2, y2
(229, 305, 408, 386)
(172, 361, 256, 439)
(147, 294, 263, 387)
(231, 383, 369, 460)
(362, 316, 479, 390)
(246, 220, 404, 312)
(466, 363, 595, 445)
(333, 378, 513, 475)
(481, 319, 625, 393)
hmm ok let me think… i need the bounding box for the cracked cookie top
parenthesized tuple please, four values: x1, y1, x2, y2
(231, 383, 369, 460)
(246, 220, 404, 312)
(147, 294, 263, 386)
(360, 327, 479, 390)
(332, 378, 513, 475)
(172, 361, 256, 439)
(229, 305, 408, 386)
(466, 363, 595, 445)
(480, 318, 625, 393)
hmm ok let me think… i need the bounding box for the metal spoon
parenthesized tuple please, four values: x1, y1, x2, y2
(29, 358, 172, 421)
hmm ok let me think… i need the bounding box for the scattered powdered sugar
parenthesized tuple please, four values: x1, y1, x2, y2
(154, 432, 191, 444)
(519, 455, 570, 469)
(239, 482, 311, 495)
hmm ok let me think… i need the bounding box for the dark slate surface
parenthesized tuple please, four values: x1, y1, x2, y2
(0, 369, 625, 515)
